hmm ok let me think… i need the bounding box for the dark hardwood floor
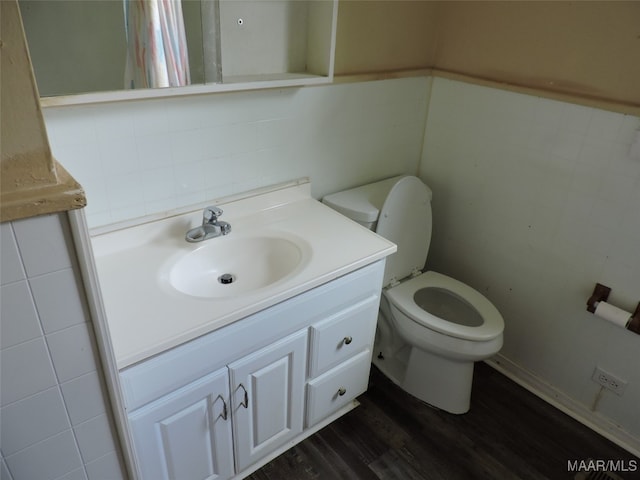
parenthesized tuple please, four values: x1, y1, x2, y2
(248, 363, 639, 480)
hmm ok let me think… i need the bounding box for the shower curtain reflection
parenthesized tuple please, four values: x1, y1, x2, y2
(124, 0, 191, 89)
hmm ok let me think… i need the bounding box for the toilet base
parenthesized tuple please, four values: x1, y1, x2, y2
(403, 347, 474, 414)
(373, 344, 474, 414)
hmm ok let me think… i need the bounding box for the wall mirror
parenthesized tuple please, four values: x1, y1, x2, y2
(19, 0, 337, 104)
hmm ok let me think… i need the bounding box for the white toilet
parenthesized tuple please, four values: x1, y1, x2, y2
(323, 175, 504, 414)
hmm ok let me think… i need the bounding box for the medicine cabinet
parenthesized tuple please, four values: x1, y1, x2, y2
(18, 0, 338, 106)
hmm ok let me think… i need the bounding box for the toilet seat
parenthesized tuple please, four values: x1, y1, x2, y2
(384, 271, 503, 342)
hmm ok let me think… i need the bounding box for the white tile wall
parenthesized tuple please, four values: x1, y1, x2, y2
(1, 459, 12, 480)
(6, 431, 82, 480)
(74, 415, 118, 464)
(43, 78, 431, 228)
(0, 338, 57, 406)
(0, 214, 124, 480)
(11, 215, 73, 277)
(47, 324, 98, 383)
(54, 470, 87, 480)
(0, 281, 41, 349)
(420, 77, 640, 438)
(0, 224, 25, 284)
(1, 387, 70, 455)
(84, 452, 123, 480)
(30, 270, 88, 334)
(60, 372, 110, 426)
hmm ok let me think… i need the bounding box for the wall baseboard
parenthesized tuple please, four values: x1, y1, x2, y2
(485, 355, 640, 458)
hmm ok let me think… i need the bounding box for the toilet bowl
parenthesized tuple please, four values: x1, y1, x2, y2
(323, 175, 504, 414)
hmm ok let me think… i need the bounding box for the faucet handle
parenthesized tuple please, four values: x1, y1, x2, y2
(203, 206, 223, 224)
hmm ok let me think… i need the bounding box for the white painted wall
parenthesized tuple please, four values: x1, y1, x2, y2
(0, 214, 125, 480)
(43, 78, 430, 228)
(420, 77, 640, 441)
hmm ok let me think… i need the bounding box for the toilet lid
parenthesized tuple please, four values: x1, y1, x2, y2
(376, 176, 432, 287)
(385, 271, 504, 341)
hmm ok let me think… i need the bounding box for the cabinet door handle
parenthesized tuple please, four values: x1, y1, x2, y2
(343, 336, 353, 345)
(215, 394, 228, 420)
(238, 383, 249, 409)
(337, 387, 347, 396)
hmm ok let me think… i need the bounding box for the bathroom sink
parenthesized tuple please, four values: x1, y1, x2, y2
(166, 235, 308, 298)
(92, 179, 397, 367)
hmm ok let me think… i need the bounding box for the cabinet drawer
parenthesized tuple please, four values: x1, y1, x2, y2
(308, 296, 378, 377)
(306, 350, 372, 427)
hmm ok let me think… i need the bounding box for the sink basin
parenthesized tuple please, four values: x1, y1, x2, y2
(166, 235, 308, 298)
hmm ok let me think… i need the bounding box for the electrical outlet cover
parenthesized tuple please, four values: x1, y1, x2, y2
(592, 366, 628, 396)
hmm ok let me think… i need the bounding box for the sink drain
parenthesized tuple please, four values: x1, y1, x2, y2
(218, 273, 235, 284)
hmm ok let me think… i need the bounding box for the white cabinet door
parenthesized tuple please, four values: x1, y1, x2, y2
(129, 368, 234, 480)
(229, 329, 307, 472)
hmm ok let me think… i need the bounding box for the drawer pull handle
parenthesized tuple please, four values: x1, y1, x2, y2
(338, 387, 347, 396)
(343, 336, 353, 345)
(238, 384, 249, 409)
(215, 395, 228, 420)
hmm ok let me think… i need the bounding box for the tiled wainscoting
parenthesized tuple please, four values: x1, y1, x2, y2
(43, 78, 430, 229)
(0, 213, 124, 480)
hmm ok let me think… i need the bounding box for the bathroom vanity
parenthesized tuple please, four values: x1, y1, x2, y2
(89, 179, 395, 479)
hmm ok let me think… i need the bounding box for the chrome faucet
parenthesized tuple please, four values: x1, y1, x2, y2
(185, 206, 231, 242)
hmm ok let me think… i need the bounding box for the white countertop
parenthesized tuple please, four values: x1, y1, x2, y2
(92, 181, 396, 369)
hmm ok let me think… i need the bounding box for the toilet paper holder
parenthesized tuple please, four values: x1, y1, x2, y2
(587, 283, 640, 335)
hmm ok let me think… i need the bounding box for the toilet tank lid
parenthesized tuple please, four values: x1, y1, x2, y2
(322, 176, 406, 223)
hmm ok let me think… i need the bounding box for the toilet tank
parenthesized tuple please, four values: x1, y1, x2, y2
(322, 176, 406, 230)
